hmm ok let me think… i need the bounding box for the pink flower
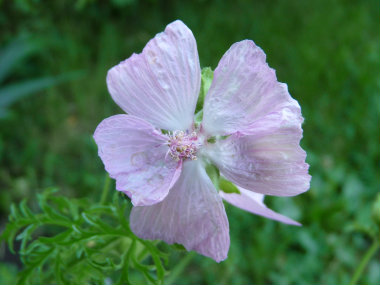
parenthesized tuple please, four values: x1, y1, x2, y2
(94, 20, 311, 262)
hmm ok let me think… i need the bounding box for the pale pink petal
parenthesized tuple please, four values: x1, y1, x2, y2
(107, 20, 200, 131)
(220, 187, 301, 226)
(93, 115, 181, 206)
(202, 40, 301, 136)
(205, 109, 311, 196)
(130, 160, 230, 262)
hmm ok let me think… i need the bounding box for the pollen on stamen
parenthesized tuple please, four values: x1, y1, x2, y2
(166, 130, 200, 161)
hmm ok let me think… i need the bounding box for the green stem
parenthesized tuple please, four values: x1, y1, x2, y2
(164, 251, 196, 285)
(100, 175, 111, 205)
(349, 239, 380, 285)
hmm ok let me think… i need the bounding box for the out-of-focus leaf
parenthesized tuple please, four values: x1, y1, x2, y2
(0, 71, 84, 112)
(0, 262, 18, 285)
(172, 243, 186, 251)
(0, 37, 40, 84)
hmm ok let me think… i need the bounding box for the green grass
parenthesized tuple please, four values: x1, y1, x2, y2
(0, 0, 379, 284)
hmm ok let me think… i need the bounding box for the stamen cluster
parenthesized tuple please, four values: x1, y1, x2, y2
(167, 131, 199, 161)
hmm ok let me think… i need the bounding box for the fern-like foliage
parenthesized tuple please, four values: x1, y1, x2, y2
(1, 188, 168, 285)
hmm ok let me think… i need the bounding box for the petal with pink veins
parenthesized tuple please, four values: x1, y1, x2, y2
(202, 40, 301, 136)
(220, 187, 301, 226)
(205, 109, 311, 196)
(130, 160, 230, 262)
(93, 115, 181, 206)
(107, 20, 200, 131)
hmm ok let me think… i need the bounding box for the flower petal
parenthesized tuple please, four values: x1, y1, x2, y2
(220, 187, 300, 226)
(130, 160, 230, 262)
(202, 40, 300, 136)
(107, 20, 200, 131)
(205, 108, 311, 196)
(93, 114, 181, 206)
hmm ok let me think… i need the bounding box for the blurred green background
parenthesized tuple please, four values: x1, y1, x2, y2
(0, 0, 379, 284)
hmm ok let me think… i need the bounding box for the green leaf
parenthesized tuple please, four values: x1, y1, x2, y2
(195, 67, 214, 113)
(117, 247, 132, 285)
(19, 200, 34, 219)
(17, 224, 37, 253)
(219, 177, 241, 194)
(2, 187, 167, 284)
(143, 241, 166, 283)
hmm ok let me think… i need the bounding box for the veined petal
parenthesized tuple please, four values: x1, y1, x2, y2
(130, 160, 230, 262)
(202, 40, 300, 136)
(107, 20, 200, 131)
(93, 115, 181, 206)
(220, 187, 300, 226)
(205, 109, 311, 196)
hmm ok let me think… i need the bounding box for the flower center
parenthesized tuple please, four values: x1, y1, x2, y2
(167, 131, 200, 161)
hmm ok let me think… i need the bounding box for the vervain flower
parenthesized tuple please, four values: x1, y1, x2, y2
(94, 20, 310, 262)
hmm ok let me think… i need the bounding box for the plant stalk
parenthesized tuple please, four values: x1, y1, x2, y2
(349, 239, 379, 285)
(100, 175, 111, 205)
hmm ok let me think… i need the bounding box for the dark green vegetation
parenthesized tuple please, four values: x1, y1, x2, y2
(0, 0, 379, 284)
